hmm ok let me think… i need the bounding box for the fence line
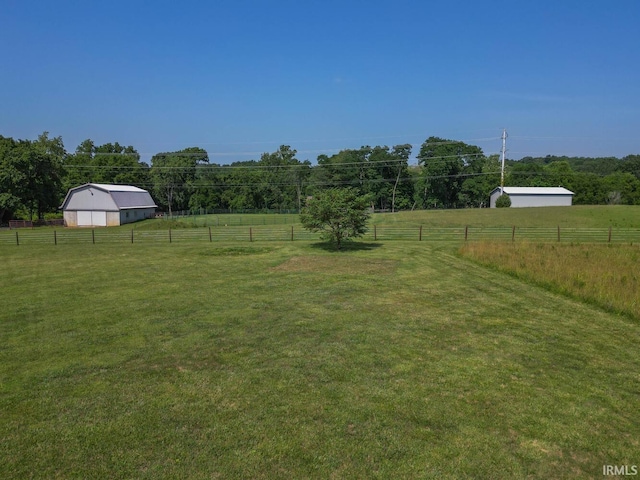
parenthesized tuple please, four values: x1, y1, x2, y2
(8, 219, 64, 229)
(1, 226, 639, 246)
(158, 212, 301, 226)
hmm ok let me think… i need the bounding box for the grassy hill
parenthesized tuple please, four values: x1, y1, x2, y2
(370, 205, 640, 228)
(131, 205, 640, 230)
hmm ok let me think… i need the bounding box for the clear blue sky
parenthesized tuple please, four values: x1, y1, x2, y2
(2, 0, 639, 163)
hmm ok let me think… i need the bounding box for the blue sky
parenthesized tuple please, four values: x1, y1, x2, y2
(2, 0, 639, 163)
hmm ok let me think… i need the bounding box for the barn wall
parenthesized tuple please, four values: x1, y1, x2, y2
(490, 191, 501, 208)
(490, 191, 573, 208)
(107, 212, 121, 226)
(63, 211, 77, 227)
(120, 208, 155, 225)
(510, 195, 573, 208)
(65, 187, 118, 211)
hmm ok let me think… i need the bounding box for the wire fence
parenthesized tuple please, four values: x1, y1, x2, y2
(157, 213, 302, 227)
(1, 226, 638, 246)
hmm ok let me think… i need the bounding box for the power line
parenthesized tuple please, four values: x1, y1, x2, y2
(106, 171, 511, 191)
(62, 152, 494, 171)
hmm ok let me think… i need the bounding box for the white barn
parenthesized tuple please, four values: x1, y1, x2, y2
(490, 187, 574, 208)
(61, 183, 157, 227)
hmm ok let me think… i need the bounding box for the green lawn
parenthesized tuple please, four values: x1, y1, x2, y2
(1, 241, 638, 478)
(370, 205, 640, 228)
(4, 206, 640, 246)
(136, 213, 301, 229)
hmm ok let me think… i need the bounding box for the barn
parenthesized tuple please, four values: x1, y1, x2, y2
(61, 183, 157, 227)
(490, 187, 574, 208)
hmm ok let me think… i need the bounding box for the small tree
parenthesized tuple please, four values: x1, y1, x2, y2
(495, 193, 511, 208)
(300, 188, 370, 250)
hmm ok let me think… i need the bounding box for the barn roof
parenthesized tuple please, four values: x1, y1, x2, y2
(89, 183, 148, 193)
(491, 187, 574, 195)
(60, 183, 157, 210)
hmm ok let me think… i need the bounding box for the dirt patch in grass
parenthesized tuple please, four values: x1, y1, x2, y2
(272, 255, 398, 275)
(198, 246, 275, 256)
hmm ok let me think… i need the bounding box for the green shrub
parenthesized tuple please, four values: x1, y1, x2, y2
(495, 194, 511, 208)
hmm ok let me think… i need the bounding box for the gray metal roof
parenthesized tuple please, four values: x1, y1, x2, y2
(89, 183, 148, 193)
(491, 186, 574, 195)
(110, 191, 157, 209)
(60, 183, 157, 210)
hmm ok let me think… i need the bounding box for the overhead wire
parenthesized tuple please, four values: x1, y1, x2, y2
(113, 171, 567, 191)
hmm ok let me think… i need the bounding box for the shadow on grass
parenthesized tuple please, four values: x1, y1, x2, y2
(308, 241, 383, 252)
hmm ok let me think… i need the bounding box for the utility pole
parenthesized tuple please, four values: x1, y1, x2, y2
(500, 129, 508, 194)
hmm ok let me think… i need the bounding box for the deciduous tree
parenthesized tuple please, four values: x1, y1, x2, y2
(63, 140, 148, 189)
(150, 147, 208, 215)
(300, 188, 370, 250)
(0, 133, 66, 220)
(417, 137, 485, 208)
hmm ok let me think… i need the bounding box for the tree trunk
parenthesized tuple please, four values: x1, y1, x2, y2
(296, 183, 302, 212)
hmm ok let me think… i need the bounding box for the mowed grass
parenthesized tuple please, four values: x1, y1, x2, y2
(460, 242, 640, 321)
(1, 242, 639, 479)
(371, 205, 640, 228)
(135, 213, 301, 230)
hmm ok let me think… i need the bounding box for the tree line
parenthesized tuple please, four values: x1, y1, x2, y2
(1, 132, 640, 223)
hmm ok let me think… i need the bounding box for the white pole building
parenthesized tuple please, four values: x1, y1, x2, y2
(490, 187, 574, 208)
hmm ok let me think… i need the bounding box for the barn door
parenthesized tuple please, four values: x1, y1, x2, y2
(77, 211, 92, 226)
(93, 211, 107, 226)
(76, 211, 107, 226)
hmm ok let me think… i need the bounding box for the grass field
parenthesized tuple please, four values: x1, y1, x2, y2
(1, 234, 639, 478)
(137, 213, 302, 229)
(4, 205, 640, 246)
(135, 205, 640, 230)
(369, 205, 640, 228)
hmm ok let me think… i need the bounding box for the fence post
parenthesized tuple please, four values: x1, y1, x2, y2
(465, 226, 468, 241)
(169, 228, 172, 243)
(209, 227, 212, 242)
(291, 225, 294, 241)
(608, 226, 612, 243)
(131, 229, 134, 244)
(419, 225, 422, 241)
(54, 230, 57, 246)
(374, 225, 377, 241)
(557, 226, 560, 242)
(512, 225, 516, 242)
(92, 229, 95, 244)
(250, 227, 253, 242)
(15, 231, 19, 246)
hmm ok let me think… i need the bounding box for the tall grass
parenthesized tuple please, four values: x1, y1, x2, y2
(460, 242, 640, 320)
